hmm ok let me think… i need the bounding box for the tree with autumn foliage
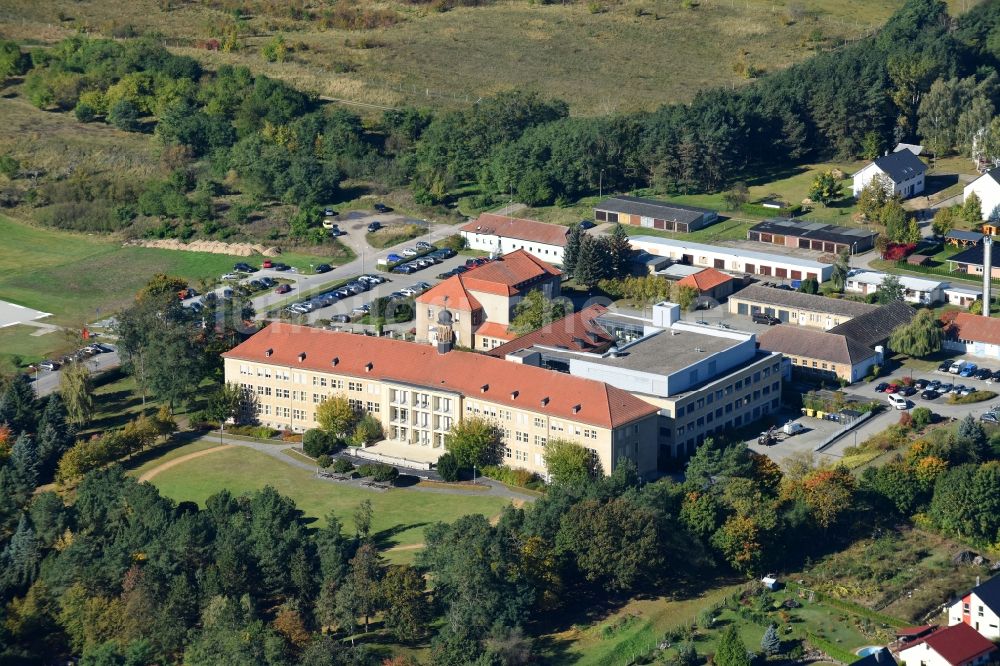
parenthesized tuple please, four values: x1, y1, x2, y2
(789, 466, 856, 529)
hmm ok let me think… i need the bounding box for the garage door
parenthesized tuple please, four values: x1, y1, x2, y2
(738, 303, 749, 315)
(778, 309, 789, 322)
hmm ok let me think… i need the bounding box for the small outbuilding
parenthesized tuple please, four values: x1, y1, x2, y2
(761, 574, 781, 591)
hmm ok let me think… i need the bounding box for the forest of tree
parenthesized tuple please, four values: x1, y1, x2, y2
(1, 0, 998, 237)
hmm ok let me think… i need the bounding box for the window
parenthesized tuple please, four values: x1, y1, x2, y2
(348, 381, 362, 391)
(504, 446, 512, 459)
(534, 435, 547, 447)
(534, 417, 545, 428)
(366, 401, 380, 414)
(349, 398, 363, 410)
(516, 431, 528, 443)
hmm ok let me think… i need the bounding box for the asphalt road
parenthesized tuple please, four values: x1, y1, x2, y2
(32, 348, 120, 398)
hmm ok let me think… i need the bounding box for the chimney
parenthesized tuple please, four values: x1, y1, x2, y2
(884, 149, 889, 157)
(332, 357, 339, 366)
(984, 236, 992, 319)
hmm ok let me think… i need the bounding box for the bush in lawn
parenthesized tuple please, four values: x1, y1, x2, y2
(948, 390, 997, 405)
(898, 411, 913, 429)
(358, 463, 398, 483)
(332, 458, 355, 474)
(316, 454, 333, 468)
(351, 413, 383, 447)
(436, 234, 465, 251)
(303, 428, 341, 457)
(436, 451, 461, 482)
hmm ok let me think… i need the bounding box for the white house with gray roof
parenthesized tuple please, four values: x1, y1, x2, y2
(852, 151, 927, 199)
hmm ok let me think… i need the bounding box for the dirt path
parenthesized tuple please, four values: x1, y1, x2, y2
(138, 445, 230, 483)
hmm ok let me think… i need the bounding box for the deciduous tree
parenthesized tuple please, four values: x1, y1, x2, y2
(444, 416, 501, 468)
(315, 395, 357, 437)
(542, 438, 593, 490)
(889, 309, 941, 358)
(509, 290, 567, 335)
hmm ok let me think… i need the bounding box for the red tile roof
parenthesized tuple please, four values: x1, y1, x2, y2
(945, 312, 1000, 346)
(415, 275, 482, 312)
(677, 267, 735, 292)
(488, 305, 614, 357)
(460, 213, 570, 247)
(902, 623, 996, 665)
(223, 323, 658, 429)
(475, 322, 517, 341)
(418, 250, 561, 303)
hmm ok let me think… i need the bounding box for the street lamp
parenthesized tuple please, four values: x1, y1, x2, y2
(599, 169, 605, 199)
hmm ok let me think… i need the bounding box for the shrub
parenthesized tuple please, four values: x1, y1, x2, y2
(316, 454, 333, 468)
(911, 407, 933, 430)
(351, 414, 383, 446)
(436, 451, 460, 482)
(303, 428, 342, 457)
(480, 464, 544, 489)
(281, 430, 303, 443)
(436, 234, 466, 251)
(883, 242, 917, 261)
(331, 458, 354, 474)
(948, 390, 997, 405)
(358, 462, 398, 483)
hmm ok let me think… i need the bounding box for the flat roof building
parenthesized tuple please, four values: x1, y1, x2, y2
(502, 303, 783, 460)
(747, 218, 877, 254)
(844, 269, 946, 305)
(223, 323, 660, 478)
(594, 195, 718, 233)
(728, 284, 878, 330)
(628, 235, 832, 282)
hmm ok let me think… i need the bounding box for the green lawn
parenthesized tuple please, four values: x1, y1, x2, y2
(0, 325, 75, 372)
(148, 443, 514, 558)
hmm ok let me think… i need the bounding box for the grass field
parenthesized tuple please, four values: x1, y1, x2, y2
(147, 442, 514, 558)
(0, 0, 940, 116)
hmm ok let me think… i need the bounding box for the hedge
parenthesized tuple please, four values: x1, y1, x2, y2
(947, 390, 997, 405)
(786, 582, 907, 628)
(805, 633, 857, 664)
(357, 462, 399, 483)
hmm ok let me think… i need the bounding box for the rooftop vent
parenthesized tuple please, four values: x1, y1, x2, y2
(572, 404, 581, 414)
(265, 348, 273, 357)
(332, 357, 339, 366)
(541, 397, 550, 406)
(297, 352, 306, 362)
(480, 384, 489, 393)
(365, 362, 373, 372)
(510, 390, 519, 399)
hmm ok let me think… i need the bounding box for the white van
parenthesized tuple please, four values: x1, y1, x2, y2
(949, 360, 964, 374)
(887, 394, 909, 410)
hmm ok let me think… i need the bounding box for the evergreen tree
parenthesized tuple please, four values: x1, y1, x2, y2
(964, 192, 983, 224)
(606, 223, 634, 278)
(0, 513, 40, 594)
(574, 235, 608, 290)
(0, 374, 37, 434)
(957, 414, 987, 457)
(716, 625, 751, 666)
(876, 274, 905, 303)
(10, 432, 39, 490)
(760, 624, 781, 656)
(563, 224, 583, 276)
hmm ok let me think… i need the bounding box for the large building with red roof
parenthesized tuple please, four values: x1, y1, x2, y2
(223, 323, 660, 477)
(944, 312, 1000, 360)
(897, 622, 997, 666)
(415, 249, 562, 351)
(459, 213, 571, 264)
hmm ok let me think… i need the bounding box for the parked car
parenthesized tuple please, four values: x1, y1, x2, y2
(897, 386, 916, 397)
(234, 262, 257, 273)
(949, 360, 964, 374)
(927, 380, 941, 391)
(960, 363, 978, 378)
(373, 202, 391, 213)
(913, 379, 929, 389)
(414, 282, 431, 291)
(981, 412, 1000, 423)
(938, 361, 953, 372)
(400, 287, 419, 297)
(416, 258, 436, 268)
(262, 260, 273, 269)
(751, 312, 781, 326)
(351, 304, 370, 316)
(386, 253, 403, 263)
(272, 263, 290, 271)
(368, 221, 382, 232)
(976, 367, 993, 380)
(334, 287, 352, 298)
(991, 370, 1000, 383)
(39, 360, 60, 371)
(259, 277, 276, 288)
(416, 241, 434, 251)
(437, 270, 455, 280)
(329, 314, 351, 324)
(452, 265, 468, 274)
(920, 389, 940, 400)
(578, 220, 596, 230)
(938, 382, 954, 393)
(322, 219, 336, 229)
(275, 284, 292, 294)
(874, 382, 890, 393)
(960, 386, 973, 396)
(221, 272, 240, 281)
(402, 247, 419, 257)
(314, 263, 332, 273)
(950, 384, 965, 394)
(393, 264, 416, 274)
(884, 384, 899, 394)
(248, 279, 264, 290)
(887, 394, 909, 410)
(360, 274, 386, 285)
(431, 248, 456, 259)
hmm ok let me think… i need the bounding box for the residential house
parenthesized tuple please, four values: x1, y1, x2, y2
(947, 242, 1000, 279)
(676, 267, 737, 303)
(947, 575, 1000, 640)
(852, 151, 927, 199)
(964, 170, 1000, 222)
(844, 270, 946, 305)
(594, 195, 718, 233)
(459, 213, 571, 264)
(628, 236, 832, 282)
(943, 286, 981, 309)
(897, 623, 997, 666)
(747, 218, 877, 254)
(415, 250, 562, 351)
(222, 323, 661, 479)
(728, 284, 879, 330)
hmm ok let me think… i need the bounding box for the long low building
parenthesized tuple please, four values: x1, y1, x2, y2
(459, 213, 570, 264)
(728, 284, 878, 329)
(223, 323, 660, 479)
(757, 326, 880, 383)
(628, 235, 832, 282)
(747, 218, 877, 255)
(594, 195, 718, 233)
(844, 269, 946, 305)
